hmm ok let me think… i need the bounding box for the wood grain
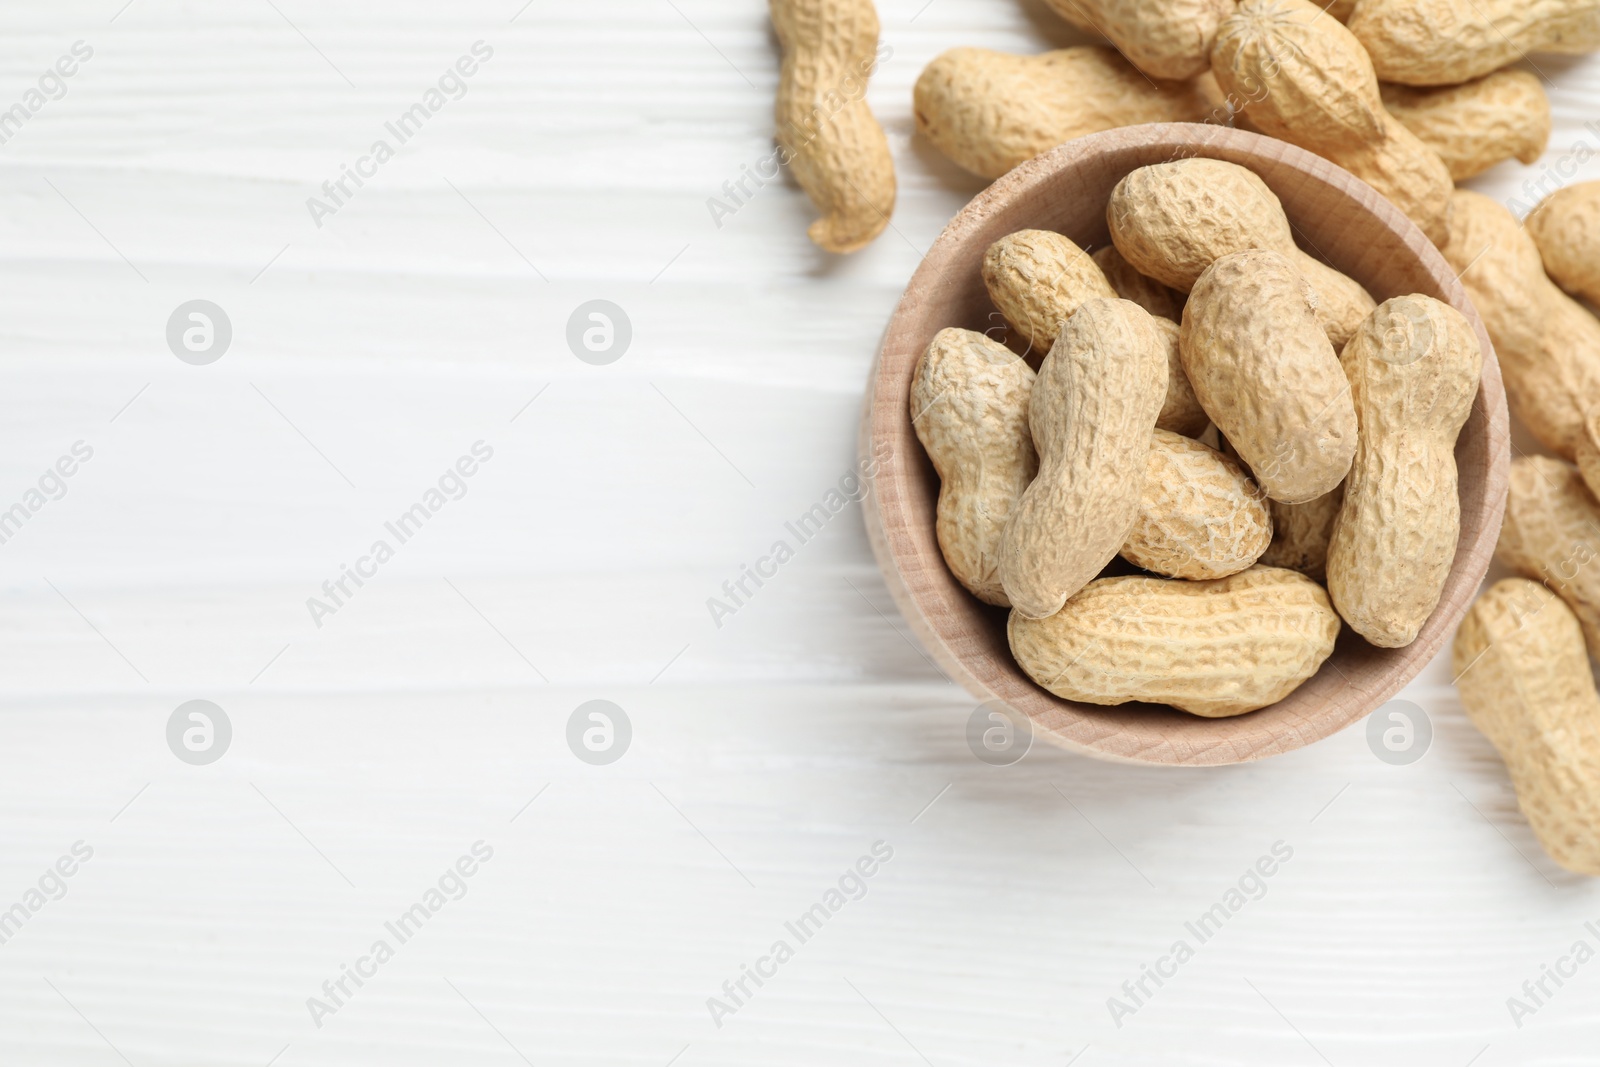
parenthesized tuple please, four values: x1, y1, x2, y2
(862, 123, 1510, 767)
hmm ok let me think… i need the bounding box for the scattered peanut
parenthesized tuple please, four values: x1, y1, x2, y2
(1325, 296, 1482, 648)
(1350, 0, 1600, 87)
(1211, 0, 1454, 244)
(1093, 244, 1183, 322)
(1108, 158, 1375, 346)
(1008, 566, 1341, 717)
(1440, 189, 1600, 460)
(1381, 69, 1551, 181)
(771, 0, 895, 252)
(1180, 249, 1357, 504)
(998, 298, 1167, 619)
(1495, 456, 1600, 660)
(910, 328, 1038, 606)
(1121, 429, 1271, 580)
(1453, 579, 1600, 877)
(913, 46, 1221, 180)
(1527, 181, 1600, 307)
(1039, 0, 1237, 80)
(983, 231, 1207, 435)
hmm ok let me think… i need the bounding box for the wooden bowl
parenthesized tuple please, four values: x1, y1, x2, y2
(860, 123, 1510, 766)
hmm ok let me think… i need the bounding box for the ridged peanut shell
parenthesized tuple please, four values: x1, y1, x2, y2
(1180, 250, 1357, 504)
(998, 299, 1167, 619)
(771, 0, 895, 253)
(983, 234, 1204, 435)
(1040, 0, 1237, 80)
(1381, 70, 1550, 181)
(910, 328, 1037, 606)
(1440, 190, 1600, 460)
(1351, 0, 1600, 86)
(1576, 410, 1600, 499)
(1212, 0, 1453, 244)
(1107, 158, 1375, 346)
(1121, 429, 1271, 579)
(1259, 485, 1344, 583)
(1008, 566, 1341, 717)
(1495, 456, 1600, 661)
(1453, 579, 1600, 876)
(1325, 296, 1481, 648)
(1093, 244, 1183, 322)
(1148, 318, 1208, 437)
(982, 230, 1117, 358)
(913, 47, 1223, 180)
(1528, 181, 1600, 307)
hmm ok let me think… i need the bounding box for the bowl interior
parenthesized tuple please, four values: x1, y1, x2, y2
(863, 123, 1509, 766)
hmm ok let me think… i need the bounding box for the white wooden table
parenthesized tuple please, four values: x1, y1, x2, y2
(3, 2, 1600, 1064)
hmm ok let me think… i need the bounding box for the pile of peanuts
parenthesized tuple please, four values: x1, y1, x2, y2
(772, 0, 1600, 872)
(912, 156, 1480, 718)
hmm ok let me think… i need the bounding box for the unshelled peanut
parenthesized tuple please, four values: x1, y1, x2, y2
(1180, 250, 1357, 504)
(1093, 244, 1183, 322)
(1108, 158, 1375, 346)
(1259, 486, 1344, 583)
(1495, 456, 1600, 661)
(1441, 190, 1600, 460)
(1008, 565, 1341, 717)
(910, 328, 1037, 606)
(1575, 410, 1600, 500)
(983, 231, 1207, 435)
(999, 299, 1166, 619)
(1528, 181, 1600, 307)
(1211, 0, 1454, 244)
(1039, 0, 1237, 80)
(1381, 70, 1551, 181)
(1325, 296, 1481, 647)
(1351, 0, 1600, 87)
(982, 230, 1116, 357)
(771, 0, 895, 253)
(913, 47, 1221, 180)
(1121, 429, 1271, 580)
(1453, 579, 1600, 877)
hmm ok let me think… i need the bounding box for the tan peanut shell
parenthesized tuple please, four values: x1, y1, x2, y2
(983, 231, 1206, 435)
(1381, 70, 1551, 181)
(982, 230, 1117, 358)
(1149, 318, 1209, 438)
(1039, 0, 1237, 80)
(998, 299, 1167, 619)
(1576, 410, 1600, 500)
(1180, 250, 1357, 504)
(1121, 429, 1271, 579)
(1211, 0, 1454, 244)
(1351, 0, 1600, 87)
(1008, 565, 1341, 717)
(1528, 181, 1600, 307)
(1107, 158, 1375, 347)
(1259, 485, 1344, 583)
(913, 47, 1222, 180)
(1093, 244, 1183, 322)
(1323, 0, 1358, 19)
(771, 0, 895, 253)
(910, 328, 1038, 606)
(1495, 456, 1600, 661)
(1440, 190, 1600, 460)
(1325, 296, 1482, 648)
(1453, 579, 1600, 876)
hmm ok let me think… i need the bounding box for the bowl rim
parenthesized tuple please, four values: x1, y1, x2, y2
(859, 122, 1510, 767)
